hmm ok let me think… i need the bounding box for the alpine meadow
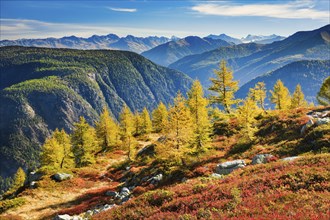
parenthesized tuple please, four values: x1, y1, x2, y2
(0, 1, 329, 219)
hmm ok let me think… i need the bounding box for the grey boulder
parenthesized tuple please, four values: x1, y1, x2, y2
(52, 173, 72, 182)
(215, 160, 246, 175)
(281, 156, 301, 162)
(252, 154, 274, 165)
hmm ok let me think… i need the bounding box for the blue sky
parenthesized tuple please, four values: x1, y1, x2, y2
(1, 0, 329, 40)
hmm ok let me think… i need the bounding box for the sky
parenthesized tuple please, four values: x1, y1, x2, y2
(1, 0, 329, 40)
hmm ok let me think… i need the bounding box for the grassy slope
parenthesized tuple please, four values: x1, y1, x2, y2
(0, 108, 329, 219)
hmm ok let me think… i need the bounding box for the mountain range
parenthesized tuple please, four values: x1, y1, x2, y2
(0, 25, 329, 179)
(0, 34, 170, 54)
(141, 36, 232, 66)
(206, 34, 285, 44)
(0, 46, 192, 178)
(170, 24, 330, 86)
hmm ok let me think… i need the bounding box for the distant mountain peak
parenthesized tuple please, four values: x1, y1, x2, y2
(241, 34, 285, 44)
(206, 34, 242, 44)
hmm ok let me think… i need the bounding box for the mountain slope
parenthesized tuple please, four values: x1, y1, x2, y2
(141, 36, 232, 66)
(0, 46, 192, 178)
(0, 35, 170, 54)
(169, 43, 265, 86)
(237, 60, 330, 105)
(170, 25, 330, 86)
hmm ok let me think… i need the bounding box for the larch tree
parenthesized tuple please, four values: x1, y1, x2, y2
(248, 82, 267, 111)
(141, 107, 152, 135)
(209, 60, 239, 113)
(290, 84, 308, 108)
(53, 129, 74, 169)
(187, 80, 211, 153)
(270, 80, 291, 110)
(236, 98, 259, 140)
(167, 92, 193, 151)
(40, 135, 63, 170)
(133, 111, 143, 136)
(95, 107, 119, 151)
(4, 167, 26, 198)
(152, 102, 168, 133)
(120, 105, 135, 161)
(71, 116, 99, 167)
(317, 76, 330, 106)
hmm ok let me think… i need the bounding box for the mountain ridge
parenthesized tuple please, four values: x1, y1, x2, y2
(141, 36, 232, 66)
(0, 46, 192, 178)
(0, 35, 170, 54)
(170, 24, 330, 87)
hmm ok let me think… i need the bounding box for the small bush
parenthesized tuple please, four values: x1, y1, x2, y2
(0, 197, 26, 213)
(132, 186, 146, 196)
(144, 189, 174, 206)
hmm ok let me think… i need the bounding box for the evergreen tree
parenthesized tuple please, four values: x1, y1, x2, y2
(290, 84, 308, 108)
(141, 107, 152, 135)
(167, 92, 193, 151)
(248, 82, 267, 111)
(71, 116, 98, 167)
(152, 102, 168, 133)
(95, 107, 119, 151)
(187, 80, 211, 153)
(270, 80, 291, 110)
(209, 60, 239, 113)
(317, 76, 330, 106)
(119, 105, 135, 161)
(237, 98, 258, 140)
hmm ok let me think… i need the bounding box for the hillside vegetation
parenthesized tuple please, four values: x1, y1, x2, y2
(0, 64, 329, 219)
(0, 46, 192, 178)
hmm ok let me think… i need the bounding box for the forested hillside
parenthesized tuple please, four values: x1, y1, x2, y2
(236, 60, 330, 105)
(0, 46, 192, 178)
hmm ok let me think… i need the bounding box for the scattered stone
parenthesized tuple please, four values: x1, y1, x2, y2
(301, 119, 314, 134)
(105, 191, 118, 197)
(102, 204, 115, 211)
(252, 154, 275, 165)
(51, 173, 72, 182)
(210, 173, 223, 179)
(215, 160, 246, 175)
(316, 118, 330, 126)
(281, 156, 301, 162)
(28, 171, 43, 183)
(181, 177, 187, 183)
(148, 173, 163, 185)
(29, 181, 38, 189)
(121, 187, 130, 195)
(54, 214, 74, 220)
(157, 136, 167, 143)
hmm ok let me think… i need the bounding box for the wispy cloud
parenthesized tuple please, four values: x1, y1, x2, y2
(0, 18, 191, 40)
(191, 1, 329, 20)
(107, 7, 137, 12)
